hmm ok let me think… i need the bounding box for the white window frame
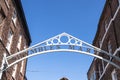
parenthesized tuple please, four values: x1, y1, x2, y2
(12, 10, 17, 26)
(111, 69, 118, 80)
(24, 42, 27, 49)
(105, 19, 108, 32)
(20, 61, 24, 74)
(17, 35, 22, 50)
(12, 64, 17, 79)
(108, 41, 112, 53)
(6, 29, 13, 53)
(108, 41, 112, 60)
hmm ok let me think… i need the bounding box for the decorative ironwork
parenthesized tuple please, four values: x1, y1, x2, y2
(1, 32, 120, 74)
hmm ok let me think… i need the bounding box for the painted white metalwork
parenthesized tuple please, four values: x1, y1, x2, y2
(1, 32, 120, 74)
(99, 47, 120, 80)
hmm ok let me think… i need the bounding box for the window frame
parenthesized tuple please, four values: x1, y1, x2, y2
(108, 40, 112, 60)
(12, 64, 18, 79)
(111, 69, 118, 80)
(12, 9, 17, 27)
(17, 34, 22, 50)
(6, 28, 13, 53)
(105, 19, 108, 31)
(20, 60, 24, 74)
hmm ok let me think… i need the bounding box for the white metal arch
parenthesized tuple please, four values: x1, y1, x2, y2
(1, 32, 120, 73)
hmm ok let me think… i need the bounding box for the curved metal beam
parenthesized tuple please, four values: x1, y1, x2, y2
(6, 32, 120, 63)
(6, 49, 120, 71)
(2, 32, 120, 72)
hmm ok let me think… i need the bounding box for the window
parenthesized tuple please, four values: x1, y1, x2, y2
(108, 41, 112, 53)
(104, 19, 108, 31)
(0, 6, 5, 24)
(20, 61, 24, 74)
(12, 64, 17, 79)
(108, 41, 112, 60)
(90, 71, 96, 80)
(24, 41, 27, 49)
(111, 69, 117, 80)
(12, 10, 17, 26)
(6, 29, 13, 52)
(17, 35, 22, 50)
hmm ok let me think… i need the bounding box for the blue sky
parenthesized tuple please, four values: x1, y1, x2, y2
(21, 0, 105, 80)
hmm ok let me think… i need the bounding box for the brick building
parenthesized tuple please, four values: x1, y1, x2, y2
(87, 0, 120, 80)
(0, 0, 31, 80)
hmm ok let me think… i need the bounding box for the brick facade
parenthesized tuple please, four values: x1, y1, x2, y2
(0, 0, 31, 80)
(87, 0, 120, 80)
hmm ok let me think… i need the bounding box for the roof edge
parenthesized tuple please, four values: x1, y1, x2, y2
(14, 0, 32, 46)
(93, 0, 107, 45)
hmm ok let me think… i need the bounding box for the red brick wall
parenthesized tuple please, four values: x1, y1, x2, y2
(0, 0, 30, 80)
(88, 0, 120, 80)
